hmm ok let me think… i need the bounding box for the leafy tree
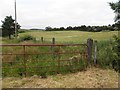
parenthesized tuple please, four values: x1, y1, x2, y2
(109, 1, 120, 72)
(80, 25, 87, 31)
(66, 26, 73, 30)
(60, 27, 65, 30)
(1, 16, 20, 39)
(109, 0, 120, 29)
(45, 26, 52, 31)
(112, 35, 120, 72)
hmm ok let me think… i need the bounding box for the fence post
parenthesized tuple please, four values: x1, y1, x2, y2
(51, 38, 55, 50)
(41, 37, 44, 43)
(51, 38, 55, 58)
(23, 45, 26, 77)
(58, 46, 60, 74)
(52, 37, 55, 45)
(87, 38, 93, 63)
(94, 40, 97, 65)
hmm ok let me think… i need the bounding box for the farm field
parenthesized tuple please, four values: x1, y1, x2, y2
(19, 30, 118, 43)
(1, 30, 119, 88)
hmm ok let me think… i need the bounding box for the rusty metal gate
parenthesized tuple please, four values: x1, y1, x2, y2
(1, 44, 88, 77)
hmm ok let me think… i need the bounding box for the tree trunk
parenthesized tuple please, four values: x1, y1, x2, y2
(8, 34, 11, 39)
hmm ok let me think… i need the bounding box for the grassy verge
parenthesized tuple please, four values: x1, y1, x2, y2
(2, 67, 118, 88)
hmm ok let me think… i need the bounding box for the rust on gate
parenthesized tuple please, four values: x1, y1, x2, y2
(1, 43, 88, 77)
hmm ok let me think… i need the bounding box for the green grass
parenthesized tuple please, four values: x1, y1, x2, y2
(19, 30, 118, 43)
(1, 30, 119, 77)
(2, 43, 87, 77)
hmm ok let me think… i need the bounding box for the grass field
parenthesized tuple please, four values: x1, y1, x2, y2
(1, 30, 119, 88)
(19, 31, 118, 43)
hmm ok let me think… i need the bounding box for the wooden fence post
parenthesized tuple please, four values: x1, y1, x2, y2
(51, 38, 55, 58)
(51, 38, 55, 51)
(51, 37, 55, 50)
(52, 37, 55, 45)
(87, 38, 93, 63)
(94, 40, 97, 65)
(41, 37, 44, 43)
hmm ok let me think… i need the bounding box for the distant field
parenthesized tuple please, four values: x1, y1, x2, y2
(20, 31, 118, 43)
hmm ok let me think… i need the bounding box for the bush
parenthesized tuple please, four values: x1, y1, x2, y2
(112, 35, 120, 72)
(97, 36, 120, 72)
(18, 30, 26, 33)
(19, 35, 35, 42)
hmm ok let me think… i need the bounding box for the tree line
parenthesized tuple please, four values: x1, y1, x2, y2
(45, 23, 119, 32)
(1, 0, 120, 39)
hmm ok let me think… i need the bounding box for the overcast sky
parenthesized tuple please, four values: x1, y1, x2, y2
(0, 0, 118, 29)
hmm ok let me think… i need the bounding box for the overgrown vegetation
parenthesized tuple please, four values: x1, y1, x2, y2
(18, 35, 35, 42)
(97, 35, 119, 72)
(2, 41, 87, 77)
(2, 31, 119, 77)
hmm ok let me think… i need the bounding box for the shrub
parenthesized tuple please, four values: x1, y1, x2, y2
(18, 30, 26, 33)
(19, 35, 35, 42)
(97, 36, 120, 72)
(112, 35, 120, 72)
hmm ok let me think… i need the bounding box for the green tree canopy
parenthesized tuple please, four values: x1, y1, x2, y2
(109, 0, 120, 22)
(1, 16, 20, 39)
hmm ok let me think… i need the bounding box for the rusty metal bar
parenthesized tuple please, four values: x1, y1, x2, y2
(2, 57, 87, 63)
(2, 61, 20, 63)
(2, 64, 76, 69)
(1, 51, 86, 55)
(2, 43, 88, 77)
(0, 44, 87, 46)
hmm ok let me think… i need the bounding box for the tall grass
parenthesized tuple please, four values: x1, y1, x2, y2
(2, 31, 119, 77)
(97, 40, 114, 68)
(96, 38, 119, 72)
(2, 41, 87, 77)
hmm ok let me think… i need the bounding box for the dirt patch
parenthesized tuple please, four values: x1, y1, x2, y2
(2, 67, 119, 88)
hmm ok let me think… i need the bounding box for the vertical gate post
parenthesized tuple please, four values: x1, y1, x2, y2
(23, 45, 26, 77)
(58, 46, 60, 73)
(87, 38, 93, 63)
(94, 40, 97, 65)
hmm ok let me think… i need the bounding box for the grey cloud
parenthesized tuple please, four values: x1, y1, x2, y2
(0, 0, 118, 29)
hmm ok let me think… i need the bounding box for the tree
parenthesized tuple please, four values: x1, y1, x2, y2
(109, 1, 120, 72)
(45, 26, 52, 31)
(59, 27, 65, 30)
(109, 0, 120, 29)
(80, 25, 87, 31)
(1, 16, 20, 39)
(66, 26, 73, 30)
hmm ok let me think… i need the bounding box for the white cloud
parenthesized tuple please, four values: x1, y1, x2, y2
(0, 0, 118, 29)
